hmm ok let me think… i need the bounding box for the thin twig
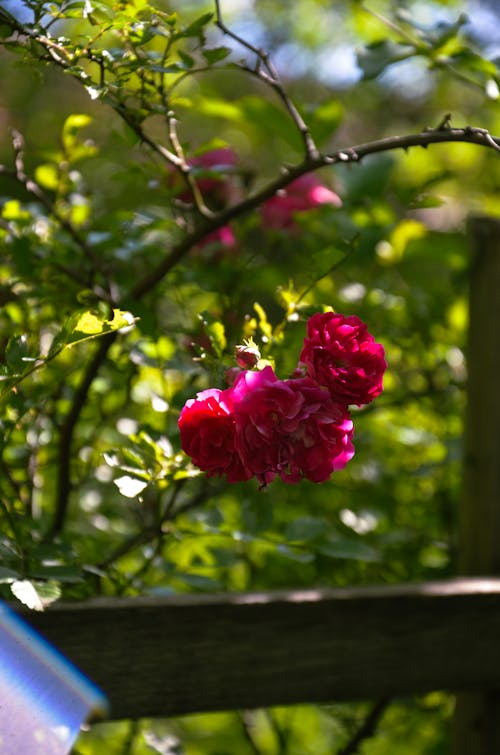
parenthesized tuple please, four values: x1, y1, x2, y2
(337, 699, 390, 755)
(238, 712, 266, 755)
(49, 332, 118, 536)
(167, 110, 215, 218)
(97, 481, 209, 570)
(214, 0, 319, 160)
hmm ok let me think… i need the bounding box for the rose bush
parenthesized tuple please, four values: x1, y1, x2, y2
(299, 312, 386, 406)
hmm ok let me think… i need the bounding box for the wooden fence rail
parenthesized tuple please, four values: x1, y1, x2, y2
(22, 577, 500, 722)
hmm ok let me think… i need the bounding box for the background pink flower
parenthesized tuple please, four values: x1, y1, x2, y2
(178, 388, 251, 482)
(170, 148, 240, 252)
(299, 312, 387, 406)
(232, 366, 354, 485)
(261, 174, 342, 231)
(195, 225, 237, 251)
(177, 148, 239, 207)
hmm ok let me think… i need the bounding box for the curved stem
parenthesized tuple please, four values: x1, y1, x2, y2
(214, 0, 319, 160)
(49, 332, 117, 535)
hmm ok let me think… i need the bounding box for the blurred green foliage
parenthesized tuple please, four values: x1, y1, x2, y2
(0, 0, 499, 751)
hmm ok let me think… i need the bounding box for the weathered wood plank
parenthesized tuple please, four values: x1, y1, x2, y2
(21, 578, 500, 721)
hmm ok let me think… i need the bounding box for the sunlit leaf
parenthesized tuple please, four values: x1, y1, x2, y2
(114, 475, 148, 498)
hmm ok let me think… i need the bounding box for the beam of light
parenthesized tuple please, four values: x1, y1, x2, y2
(0, 601, 108, 755)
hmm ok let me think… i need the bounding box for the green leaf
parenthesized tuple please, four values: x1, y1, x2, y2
(202, 46, 232, 65)
(62, 113, 92, 153)
(276, 543, 315, 563)
(176, 572, 223, 590)
(0, 566, 21, 583)
(357, 40, 416, 79)
(308, 100, 344, 146)
(182, 12, 213, 38)
(114, 475, 148, 498)
(73, 310, 108, 335)
(68, 308, 135, 344)
(178, 49, 195, 69)
(30, 564, 83, 582)
(286, 516, 326, 543)
(319, 537, 381, 562)
(10, 579, 61, 610)
(5, 334, 30, 373)
(239, 95, 304, 152)
(198, 311, 227, 357)
(2, 199, 30, 221)
(242, 498, 273, 535)
(253, 302, 273, 341)
(34, 163, 59, 190)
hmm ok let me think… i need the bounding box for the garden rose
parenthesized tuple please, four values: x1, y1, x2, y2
(176, 148, 239, 207)
(231, 366, 354, 485)
(195, 225, 236, 251)
(170, 148, 239, 252)
(261, 174, 342, 231)
(299, 312, 386, 406)
(178, 387, 251, 483)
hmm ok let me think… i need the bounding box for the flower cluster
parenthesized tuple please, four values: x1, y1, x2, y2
(178, 312, 386, 486)
(170, 148, 342, 251)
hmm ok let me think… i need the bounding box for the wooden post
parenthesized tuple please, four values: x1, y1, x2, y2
(453, 216, 500, 754)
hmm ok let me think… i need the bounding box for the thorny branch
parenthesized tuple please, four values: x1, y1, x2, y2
(130, 124, 500, 299)
(214, 0, 319, 161)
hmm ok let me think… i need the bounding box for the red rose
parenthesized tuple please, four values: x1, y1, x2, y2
(299, 312, 386, 406)
(232, 366, 354, 485)
(261, 174, 342, 231)
(178, 388, 251, 483)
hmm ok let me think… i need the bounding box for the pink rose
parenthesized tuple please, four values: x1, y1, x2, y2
(175, 148, 239, 207)
(261, 174, 342, 231)
(232, 366, 354, 485)
(196, 225, 237, 252)
(178, 388, 251, 483)
(169, 148, 239, 253)
(299, 312, 386, 406)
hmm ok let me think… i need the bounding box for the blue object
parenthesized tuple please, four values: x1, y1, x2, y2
(0, 601, 108, 754)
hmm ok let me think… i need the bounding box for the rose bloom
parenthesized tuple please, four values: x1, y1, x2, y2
(299, 312, 387, 406)
(176, 148, 240, 207)
(169, 148, 239, 254)
(261, 174, 342, 231)
(231, 366, 354, 486)
(196, 225, 237, 252)
(178, 387, 251, 483)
